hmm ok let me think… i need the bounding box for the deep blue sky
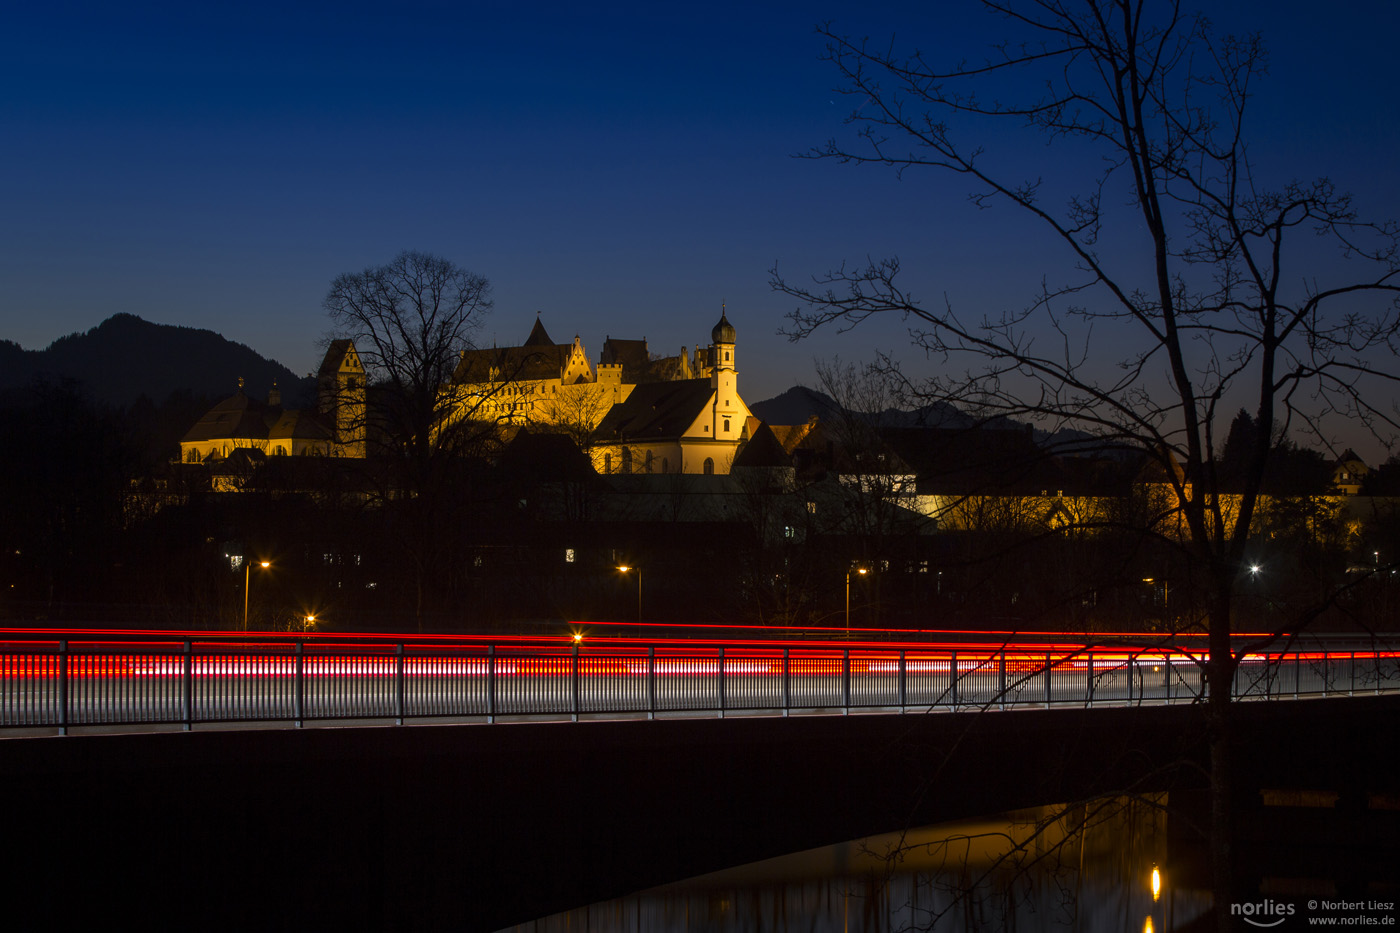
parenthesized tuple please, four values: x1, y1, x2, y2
(3, 1, 1397, 452)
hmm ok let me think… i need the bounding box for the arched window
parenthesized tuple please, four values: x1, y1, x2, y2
(662, 457, 669, 474)
(603, 453, 612, 474)
(703, 458, 714, 475)
(722, 418, 730, 433)
(644, 450, 654, 473)
(621, 447, 632, 474)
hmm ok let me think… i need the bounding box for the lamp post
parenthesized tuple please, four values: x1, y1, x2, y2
(617, 565, 641, 622)
(845, 565, 867, 638)
(242, 560, 270, 631)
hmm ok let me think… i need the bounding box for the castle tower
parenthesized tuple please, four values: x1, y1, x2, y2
(317, 339, 366, 457)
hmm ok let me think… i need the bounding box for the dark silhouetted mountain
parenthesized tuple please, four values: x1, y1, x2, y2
(0, 314, 314, 406)
(750, 385, 1102, 449)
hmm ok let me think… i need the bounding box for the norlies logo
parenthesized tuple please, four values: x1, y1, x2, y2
(1232, 900, 1297, 927)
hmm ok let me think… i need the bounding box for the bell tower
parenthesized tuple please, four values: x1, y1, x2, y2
(317, 339, 367, 457)
(710, 306, 739, 441)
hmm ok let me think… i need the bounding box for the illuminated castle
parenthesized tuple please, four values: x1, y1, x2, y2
(448, 310, 753, 473)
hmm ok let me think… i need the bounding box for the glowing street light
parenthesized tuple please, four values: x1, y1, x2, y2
(617, 565, 641, 622)
(242, 559, 270, 631)
(845, 564, 868, 637)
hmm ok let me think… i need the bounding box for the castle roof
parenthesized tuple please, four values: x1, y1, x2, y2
(453, 323, 575, 384)
(595, 379, 715, 441)
(523, 317, 554, 347)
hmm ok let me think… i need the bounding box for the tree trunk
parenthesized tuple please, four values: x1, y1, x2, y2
(1208, 590, 1235, 931)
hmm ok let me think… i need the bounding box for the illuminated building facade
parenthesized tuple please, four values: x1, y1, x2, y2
(180, 340, 367, 463)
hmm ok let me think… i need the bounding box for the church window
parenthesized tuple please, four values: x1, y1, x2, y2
(604, 453, 612, 473)
(621, 447, 632, 474)
(645, 450, 654, 473)
(723, 418, 730, 433)
(662, 457, 669, 473)
(703, 458, 714, 475)
(725, 351, 730, 361)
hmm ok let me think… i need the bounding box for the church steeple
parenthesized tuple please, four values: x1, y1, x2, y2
(710, 304, 740, 441)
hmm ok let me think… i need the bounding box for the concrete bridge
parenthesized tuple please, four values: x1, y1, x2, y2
(3, 690, 1397, 931)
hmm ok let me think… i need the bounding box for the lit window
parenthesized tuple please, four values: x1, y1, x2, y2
(565, 548, 576, 563)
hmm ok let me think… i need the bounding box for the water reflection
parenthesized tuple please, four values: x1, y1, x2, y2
(503, 796, 1211, 932)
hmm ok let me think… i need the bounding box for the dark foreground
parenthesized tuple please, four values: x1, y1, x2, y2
(2, 696, 1397, 931)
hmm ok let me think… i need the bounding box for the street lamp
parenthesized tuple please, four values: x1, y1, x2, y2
(845, 565, 868, 637)
(617, 565, 641, 622)
(243, 560, 270, 631)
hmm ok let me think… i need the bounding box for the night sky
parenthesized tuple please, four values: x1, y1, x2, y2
(3, 1, 1397, 449)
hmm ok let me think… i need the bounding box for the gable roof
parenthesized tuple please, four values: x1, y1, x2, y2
(595, 379, 715, 441)
(318, 339, 358, 377)
(733, 422, 792, 469)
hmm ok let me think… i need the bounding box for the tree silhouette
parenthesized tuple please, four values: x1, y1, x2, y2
(772, 2, 1400, 921)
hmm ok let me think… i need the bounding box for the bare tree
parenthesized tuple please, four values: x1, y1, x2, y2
(537, 382, 615, 448)
(323, 250, 497, 628)
(323, 250, 494, 464)
(772, 2, 1400, 921)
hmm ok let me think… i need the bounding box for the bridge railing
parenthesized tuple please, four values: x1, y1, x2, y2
(2, 632, 1398, 734)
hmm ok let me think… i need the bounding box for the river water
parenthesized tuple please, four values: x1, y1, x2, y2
(500, 796, 1212, 932)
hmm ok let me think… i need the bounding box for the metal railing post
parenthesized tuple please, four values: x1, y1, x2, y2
(1085, 651, 1094, 708)
(949, 651, 958, 708)
(1350, 650, 1356, 696)
(842, 648, 850, 714)
(1294, 649, 1301, 699)
(718, 647, 726, 719)
(899, 650, 907, 712)
(58, 640, 69, 736)
(487, 645, 496, 723)
(648, 646, 656, 720)
(571, 642, 580, 722)
(999, 649, 1007, 710)
(395, 643, 405, 725)
(1045, 652, 1052, 707)
(182, 641, 193, 730)
(294, 640, 304, 727)
(782, 648, 790, 716)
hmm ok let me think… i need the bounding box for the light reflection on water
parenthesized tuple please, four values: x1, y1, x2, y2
(502, 796, 1211, 932)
